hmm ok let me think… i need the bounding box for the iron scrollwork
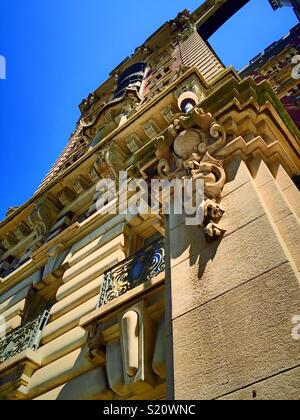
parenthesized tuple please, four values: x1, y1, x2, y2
(0, 310, 50, 364)
(98, 238, 165, 308)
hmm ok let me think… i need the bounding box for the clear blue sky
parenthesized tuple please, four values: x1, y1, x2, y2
(0, 0, 297, 221)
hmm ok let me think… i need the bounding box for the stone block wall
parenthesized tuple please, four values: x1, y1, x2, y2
(168, 158, 300, 400)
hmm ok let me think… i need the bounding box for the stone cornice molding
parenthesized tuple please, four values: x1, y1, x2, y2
(1, 72, 299, 257)
(0, 67, 211, 235)
(0, 204, 161, 295)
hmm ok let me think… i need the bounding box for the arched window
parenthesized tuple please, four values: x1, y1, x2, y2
(113, 62, 147, 99)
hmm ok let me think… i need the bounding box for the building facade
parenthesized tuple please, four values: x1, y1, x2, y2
(241, 24, 300, 129)
(268, 0, 300, 20)
(0, 0, 300, 400)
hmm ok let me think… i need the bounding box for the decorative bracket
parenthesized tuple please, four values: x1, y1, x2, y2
(28, 196, 60, 240)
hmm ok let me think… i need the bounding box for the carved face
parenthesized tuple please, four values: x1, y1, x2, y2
(173, 129, 204, 160)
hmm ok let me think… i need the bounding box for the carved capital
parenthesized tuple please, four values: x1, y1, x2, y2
(94, 150, 115, 180)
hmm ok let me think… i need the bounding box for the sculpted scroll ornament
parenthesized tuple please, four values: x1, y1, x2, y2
(156, 108, 227, 241)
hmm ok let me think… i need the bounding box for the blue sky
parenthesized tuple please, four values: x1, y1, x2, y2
(0, 0, 298, 221)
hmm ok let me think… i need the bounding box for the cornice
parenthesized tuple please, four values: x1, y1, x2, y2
(0, 67, 210, 231)
(1, 70, 299, 278)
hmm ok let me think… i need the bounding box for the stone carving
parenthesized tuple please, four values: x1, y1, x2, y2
(119, 303, 156, 394)
(171, 11, 195, 41)
(42, 245, 70, 286)
(28, 196, 59, 239)
(106, 340, 130, 397)
(82, 88, 142, 144)
(94, 150, 116, 180)
(106, 143, 127, 181)
(81, 93, 99, 111)
(6, 207, 19, 218)
(156, 107, 227, 240)
(84, 301, 166, 398)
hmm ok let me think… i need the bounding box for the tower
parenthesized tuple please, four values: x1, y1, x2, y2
(0, 0, 300, 401)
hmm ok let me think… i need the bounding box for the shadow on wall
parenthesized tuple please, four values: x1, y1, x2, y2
(169, 215, 224, 286)
(56, 364, 110, 401)
(168, 158, 245, 283)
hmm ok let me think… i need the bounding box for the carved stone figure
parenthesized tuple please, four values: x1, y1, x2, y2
(28, 196, 59, 239)
(156, 107, 227, 240)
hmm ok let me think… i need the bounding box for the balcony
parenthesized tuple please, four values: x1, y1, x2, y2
(79, 238, 167, 398)
(0, 310, 50, 365)
(98, 238, 165, 308)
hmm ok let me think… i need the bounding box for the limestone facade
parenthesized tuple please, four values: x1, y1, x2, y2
(0, 0, 300, 400)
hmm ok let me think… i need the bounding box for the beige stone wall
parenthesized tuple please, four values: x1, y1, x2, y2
(0, 209, 167, 400)
(168, 158, 300, 400)
(0, 4, 299, 399)
(0, 216, 128, 399)
(29, 224, 128, 399)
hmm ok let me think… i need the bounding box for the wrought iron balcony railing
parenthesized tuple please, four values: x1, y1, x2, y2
(98, 238, 165, 308)
(0, 310, 50, 364)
